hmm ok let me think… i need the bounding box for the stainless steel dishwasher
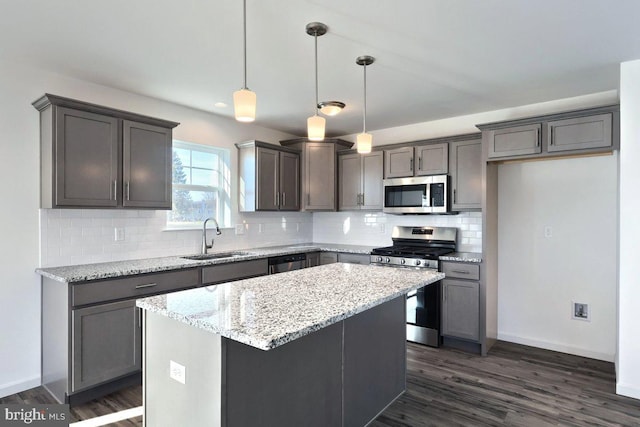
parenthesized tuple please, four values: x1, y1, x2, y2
(268, 253, 307, 274)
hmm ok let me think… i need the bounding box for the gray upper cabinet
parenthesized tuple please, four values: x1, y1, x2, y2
(72, 299, 141, 392)
(384, 146, 414, 178)
(236, 141, 300, 212)
(487, 124, 541, 159)
(339, 152, 383, 211)
(52, 107, 119, 207)
(415, 143, 448, 176)
(384, 143, 448, 178)
(122, 120, 172, 209)
(280, 138, 353, 211)
(478, 105, 619, 162)
(33, 94, 179, 209)
(449, 139, 482, 210)
(547, 113, 612, 153)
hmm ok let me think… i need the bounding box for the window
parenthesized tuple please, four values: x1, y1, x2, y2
(167, 140, 231, 229)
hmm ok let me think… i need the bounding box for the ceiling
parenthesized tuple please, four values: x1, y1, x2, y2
(3, 0, 640, 137)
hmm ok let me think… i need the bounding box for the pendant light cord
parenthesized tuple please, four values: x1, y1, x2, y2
(314, 31, 319, 114)
(362, 63, 367, 133)
(242, 0, 247, 90)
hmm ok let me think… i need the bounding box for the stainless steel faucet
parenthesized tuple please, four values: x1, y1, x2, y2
(202, 217, 222, 254)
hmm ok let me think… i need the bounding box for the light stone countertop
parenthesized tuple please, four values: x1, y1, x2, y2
(35, 243, 375, 283)
(136, 263, 444, 350)
(439, 252, 483, 263)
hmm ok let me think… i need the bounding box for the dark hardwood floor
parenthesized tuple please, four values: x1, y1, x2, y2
(3, 341, 639, 426)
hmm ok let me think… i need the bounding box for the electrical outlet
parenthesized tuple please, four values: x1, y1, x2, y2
(572, 302, 590, 321)
(544, 226, 553, 238)
(169, 360, 186, 384)
(114, 227, 125, 241)
(258, 223, 264, 233)
(235, 224, 245, 235)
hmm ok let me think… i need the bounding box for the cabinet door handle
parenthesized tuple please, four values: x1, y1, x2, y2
(282, 192, 286, 207)
(451, 270, 470, 274)
(410, 157, 414, 172)
(536, 128, 541, 147)
(453, 189, 457, 204)
(126, 182, 130, 201)
(113, 180, 117, 201)
(275, 192, 279, 207)
(549, 127, 553, 146)
(269, 265, 275, 274)
(307, 193, 310, 205)
(135, 283, 157, 289)
(361, 193, 364, 206)
(418, 157, 422, 171)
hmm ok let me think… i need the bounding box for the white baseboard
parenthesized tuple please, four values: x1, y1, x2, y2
(616, 382, 640, 400)
(0, 375, 41, 399)
(497, 333, 615, 362)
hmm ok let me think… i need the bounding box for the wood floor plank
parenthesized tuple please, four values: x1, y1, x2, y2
(2, 341, 639, 426)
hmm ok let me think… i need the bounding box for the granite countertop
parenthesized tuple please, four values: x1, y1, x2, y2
(439, 252, 482, 263)
(136, 263, 443, 351)
(35, 243, 375, 283)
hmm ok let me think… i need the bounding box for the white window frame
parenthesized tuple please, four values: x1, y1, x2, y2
(166, 140, 231, 230)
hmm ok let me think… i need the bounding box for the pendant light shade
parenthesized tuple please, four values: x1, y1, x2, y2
(307, 114, 326, 141)
(233, 0, 256, 123)
(356, 132, 372, 154)
(306, 22, 328, 140)
(356, 55, 375, 154)
(234, 88, 256, 122)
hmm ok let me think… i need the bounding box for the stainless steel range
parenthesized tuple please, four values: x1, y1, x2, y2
(370, 226, 457, 347)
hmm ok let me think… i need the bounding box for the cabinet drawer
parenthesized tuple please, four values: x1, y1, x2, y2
(202, 259, 268, 285)
(72, 268, 200, 307)
(441, 262, 480, 281)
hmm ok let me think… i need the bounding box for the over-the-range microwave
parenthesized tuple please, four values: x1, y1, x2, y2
(382, 174, 453, 214)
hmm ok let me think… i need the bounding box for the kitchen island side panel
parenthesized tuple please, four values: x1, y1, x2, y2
(223, 322, 343, 427)
(143, 311, 222, 427)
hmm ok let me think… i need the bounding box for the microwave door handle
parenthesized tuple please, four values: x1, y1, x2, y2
(424, 182, 431, 208)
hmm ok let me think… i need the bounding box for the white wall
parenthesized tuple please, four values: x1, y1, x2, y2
(497, 154, 618, 362)
(0, 60, 300, 397)
(313, 211, 482, 252)
(617, 60, 640, 399)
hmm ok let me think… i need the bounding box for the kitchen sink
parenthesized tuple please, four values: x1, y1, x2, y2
(181, 251, 251, 261)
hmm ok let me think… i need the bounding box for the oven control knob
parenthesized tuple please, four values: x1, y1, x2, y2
(415, 260, 421, 266)
(377, 257, 383, 262)
(385, 258, 391, 263)
(400, 259, 406, 265)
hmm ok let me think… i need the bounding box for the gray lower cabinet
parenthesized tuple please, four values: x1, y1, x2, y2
(337, 253, 370, 265)
(441, 261, 480, 342)
(487, 123, 541, 159)
(72, 300, 141, 392)
(236, 141, 300, 211)
(202, 259, 268, 285)
(280, 138, 354, 211)
(449, 138, 482, 210)
(33, 94, 179, 209)
(306, 252, 321, 267)
(338, 151, 383, 211)
(384, 143, 448, 178)
(320, 252, 339, 265)
(546, 113, 612, 153)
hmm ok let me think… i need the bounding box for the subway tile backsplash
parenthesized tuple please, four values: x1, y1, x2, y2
(40, 209, 314, 267)
(311, 211, 483, 253)
(40, 209, 482, 267)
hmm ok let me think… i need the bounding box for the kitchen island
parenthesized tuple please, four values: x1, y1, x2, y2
(137, 263, 444, 427)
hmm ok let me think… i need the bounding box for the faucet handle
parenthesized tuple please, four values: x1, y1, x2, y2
(216, 228, 222, 236)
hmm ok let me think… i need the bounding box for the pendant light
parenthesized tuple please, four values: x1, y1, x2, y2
(233, 0, 256, 122)
(356, 55, 375, 154)
(306, 22, 328, 141)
